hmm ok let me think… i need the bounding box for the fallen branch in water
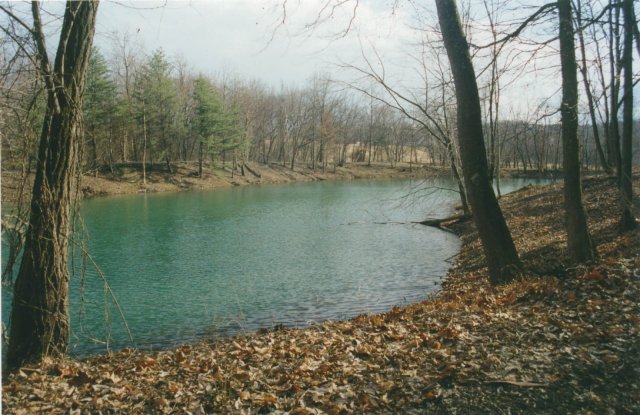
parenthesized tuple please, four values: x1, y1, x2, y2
(414, 213, 471, 233)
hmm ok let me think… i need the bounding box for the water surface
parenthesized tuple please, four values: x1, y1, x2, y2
(2, 177, 547, 356)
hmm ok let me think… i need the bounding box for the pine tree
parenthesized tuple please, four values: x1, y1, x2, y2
(84, 47, 117, 175)
(192, 76, 225, 176)
(135, 48, 177, 172)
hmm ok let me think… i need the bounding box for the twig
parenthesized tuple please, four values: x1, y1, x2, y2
(486, 379, 547, 387)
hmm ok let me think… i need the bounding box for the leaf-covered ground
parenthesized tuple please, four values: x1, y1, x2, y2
(3, 175, 639, 414)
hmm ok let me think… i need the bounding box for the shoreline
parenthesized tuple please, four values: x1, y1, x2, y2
(1, 162, 449, 207)
(1, 161, 584, 207)
(3, 173, 638, 413)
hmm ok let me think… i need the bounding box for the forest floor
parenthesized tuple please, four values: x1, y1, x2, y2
(1, 161, 446, 206)
(3, 174, 639, 414)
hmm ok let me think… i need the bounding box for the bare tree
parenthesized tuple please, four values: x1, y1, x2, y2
(4, 1, 100, 370)
(557, 0, 596, 262)
(480, 0, 502, 186)
(607, 0, 622, 177)
(110, 30, 143, 163)
(436, 0, 521, 284)
(619, 0, 636, 231)
(341, 41, 471, 215)
(576, 0, 610, 174)
(0, 25, 43, 287)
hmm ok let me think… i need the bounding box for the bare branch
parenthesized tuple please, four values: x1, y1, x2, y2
(31, 0, 60, 113)
(0, 5, 34, 34)
(0, 25, 38, 69)
(282, 0, 287, 24)
(471, 2, 557, 50)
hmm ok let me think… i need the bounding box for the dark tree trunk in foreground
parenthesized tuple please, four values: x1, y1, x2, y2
(435, 0, 521, 284)
(619, 0, 637, 231)
(7, 1, 99, 371)
(558, 0, 596, 262)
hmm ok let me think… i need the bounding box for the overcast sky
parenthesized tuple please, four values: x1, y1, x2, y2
(91, 0, 574, 116)
(94, 0, 414, 88)
(9, 0, 635, 118)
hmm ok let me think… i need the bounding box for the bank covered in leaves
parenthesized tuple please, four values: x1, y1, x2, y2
(3, 175, 639, 414)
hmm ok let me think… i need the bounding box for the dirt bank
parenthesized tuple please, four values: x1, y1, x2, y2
(1, 162, 446, 206)
(3, 175, 639, 414)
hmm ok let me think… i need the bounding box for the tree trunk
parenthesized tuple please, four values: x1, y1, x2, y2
(7, 0, 99, 371)
(165, 154, 173, 174)
(122, 129, 128, 162)
(619, 0, 637, 231)
(141, 99, 148, 185)
(607, 2, 622, 177)
(290, 139, 298, 170)
(198, 140, 204, 178)
(496, 137, 502, 198)
(90, 133, 99, 177)
(558, 0, 596, 262)
(576, 0, 610, 174)
(107, 128, 115, 174)
(436, 0, 521, 284)
(447, 144, 470, 216)
(368, 99, 373, 167)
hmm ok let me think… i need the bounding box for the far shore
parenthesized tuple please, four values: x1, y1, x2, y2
(2, 162, 448, 206)
(1, 161, 575, 207)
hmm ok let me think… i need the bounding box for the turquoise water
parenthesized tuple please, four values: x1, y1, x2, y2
(1, 177, 545, 356)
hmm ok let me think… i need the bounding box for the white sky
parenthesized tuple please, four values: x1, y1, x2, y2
(95, 0, 415, 88)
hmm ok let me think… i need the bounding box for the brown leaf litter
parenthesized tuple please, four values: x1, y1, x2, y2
(3, 174, 639, 414)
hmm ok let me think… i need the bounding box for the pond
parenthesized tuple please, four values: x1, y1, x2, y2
(2, 177, 548, 357)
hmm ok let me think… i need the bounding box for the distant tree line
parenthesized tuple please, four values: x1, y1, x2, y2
(3, 38, 638, 181)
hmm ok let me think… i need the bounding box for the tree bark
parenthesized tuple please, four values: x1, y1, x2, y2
(447, 145, 470, 216)
(619, 0, 637, 231)
(558, 0, 596, 262)
(7, 0, 99, 371)
(435, 0, 521, 284)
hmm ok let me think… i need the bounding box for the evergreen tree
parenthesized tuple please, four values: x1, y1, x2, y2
(136, 48, 177, 172)
(84, 47, 117, 175)
(192, 76, 225, 176)
(220, 99, 246, 168)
